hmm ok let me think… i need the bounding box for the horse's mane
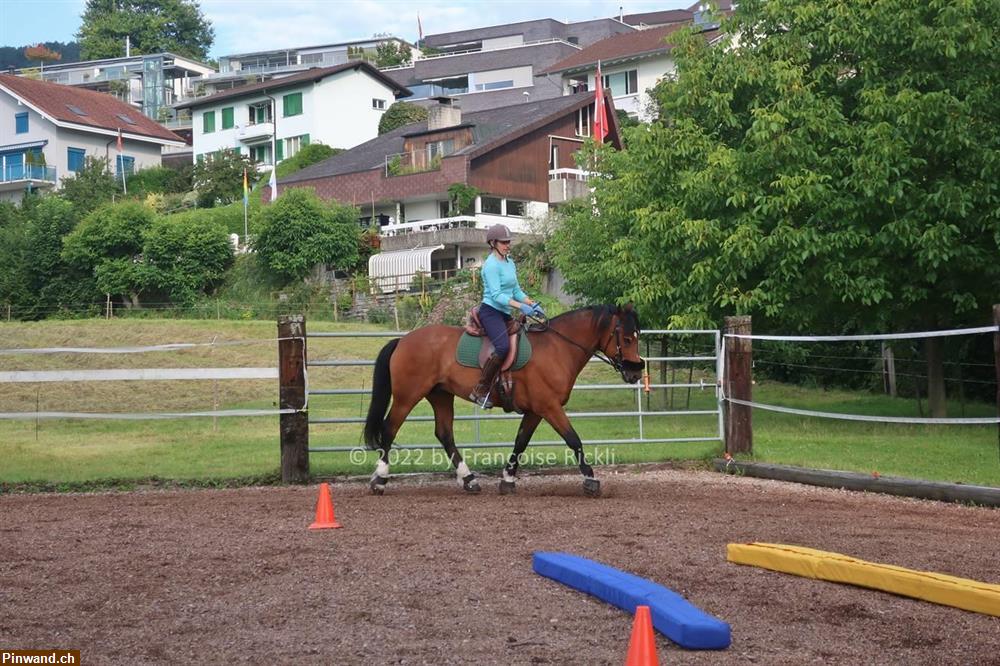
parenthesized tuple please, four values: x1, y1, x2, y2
(548, 305, 640, 333)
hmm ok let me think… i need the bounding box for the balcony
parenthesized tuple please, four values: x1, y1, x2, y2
(237, 122, 274, 143)
(0, 164, 57, 192)
(384, 150, 442, 177)
(548, 168, 590, 204)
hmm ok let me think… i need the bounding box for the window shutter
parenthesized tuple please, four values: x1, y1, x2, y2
(203, 111, 215, 133)
(302, 133, 310, 145)
(222, 107, 234, 129)
(283, 92, 303, 117)
(275, 139, 284, 162)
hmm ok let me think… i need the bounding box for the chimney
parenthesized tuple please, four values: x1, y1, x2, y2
(427, 96, 462, 130)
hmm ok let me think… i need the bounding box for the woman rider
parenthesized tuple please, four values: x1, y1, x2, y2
(469, 223, 545, 408)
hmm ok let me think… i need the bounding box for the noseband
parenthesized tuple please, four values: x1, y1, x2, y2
(598, 319, 646, 379)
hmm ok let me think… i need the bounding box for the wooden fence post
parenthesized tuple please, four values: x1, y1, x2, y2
(994, 305, 999, 458)
(723, 315, 752, 455)
(278, 314, 309, 483)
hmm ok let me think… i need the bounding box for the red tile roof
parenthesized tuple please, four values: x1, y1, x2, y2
(544, 22, 719, 74)
(0, 73, 183, 143)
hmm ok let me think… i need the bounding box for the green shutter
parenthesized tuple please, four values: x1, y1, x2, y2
(282, 92, 303, 117)
(275, 139, 284, 162)
(221, 107, 234, 129)
(202, 111, 215, 133)
(302, 133, 310, 146)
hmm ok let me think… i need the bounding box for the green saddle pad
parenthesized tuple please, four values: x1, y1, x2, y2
(456, 332, 532, 370)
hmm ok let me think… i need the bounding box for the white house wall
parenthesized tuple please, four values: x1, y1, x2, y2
(192, 69, 395, 161)
(587, 54, 676, 122)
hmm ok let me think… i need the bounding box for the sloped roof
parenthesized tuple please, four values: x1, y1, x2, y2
(621, 9, 693, 27)
(282, 92, 609, 184)
(544, 22, 718, 74)
(175, 61, 410, 109)
(0, 73, 183, 143)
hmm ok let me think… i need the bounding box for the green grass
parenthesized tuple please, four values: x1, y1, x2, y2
(1, 319, 997, 490)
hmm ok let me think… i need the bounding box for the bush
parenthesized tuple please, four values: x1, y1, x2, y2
(126, 165, 193, 197)
(275, 143, 343, 178)
(378, 101, 428, 135)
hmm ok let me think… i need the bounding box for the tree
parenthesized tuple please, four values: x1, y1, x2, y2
(253, 188, 359, 283)
(77, 0, 214, 60)
(24, 44, 62, 72)
(59, 156, 120, 215)
(374, 41, 413, 68)
(62, 201, 154, 307)
(552, 1, 1000, 416)
(378, 101, 428, 135)
(192, 149, 254, 208)
(141, 213, 233, 305)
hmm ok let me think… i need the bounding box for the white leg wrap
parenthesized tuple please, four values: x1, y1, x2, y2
(502, 469, 517, 483)
(456, 462, 471, 483)
(375, 460, 390, 478)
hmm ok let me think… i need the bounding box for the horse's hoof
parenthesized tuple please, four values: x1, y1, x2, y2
(499, 480, 516, 495)
(583, 477, 601, 497)
(462, 474, 481, 493)
(370, 475, 388, 495)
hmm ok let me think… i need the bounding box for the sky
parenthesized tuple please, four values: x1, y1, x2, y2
(1, 0, 694, 59)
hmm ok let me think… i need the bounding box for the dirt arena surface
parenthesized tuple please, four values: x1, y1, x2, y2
(3, 468, 999, 665)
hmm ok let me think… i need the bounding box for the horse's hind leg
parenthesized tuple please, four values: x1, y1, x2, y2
(427, 390, 480, 493)
(370, 391, 423, 495)
(500, 412, 542, 494)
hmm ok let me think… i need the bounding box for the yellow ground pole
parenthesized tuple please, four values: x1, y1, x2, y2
(727, 543, 1000, 617)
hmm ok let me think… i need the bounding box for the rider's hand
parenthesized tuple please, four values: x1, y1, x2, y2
(518, 303, 534, 316)
(531, 303, 546, 317)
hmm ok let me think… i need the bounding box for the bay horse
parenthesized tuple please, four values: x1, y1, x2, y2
(363, 304, 646, 496)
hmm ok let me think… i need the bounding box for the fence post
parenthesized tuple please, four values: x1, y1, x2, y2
(278, 314, 309, 483)
(993, 305, 999, 457)
(723, 315, 752, 455)
(881, 343, 897, 397)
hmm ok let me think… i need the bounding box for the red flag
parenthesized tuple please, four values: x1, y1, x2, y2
(116, 127, 123, 152)
(593, 61, 608, 142)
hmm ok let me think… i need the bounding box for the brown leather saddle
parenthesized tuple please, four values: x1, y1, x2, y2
(464, 306, 524, 412)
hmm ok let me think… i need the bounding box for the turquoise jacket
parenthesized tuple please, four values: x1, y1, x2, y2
(481, 252, 527, 315)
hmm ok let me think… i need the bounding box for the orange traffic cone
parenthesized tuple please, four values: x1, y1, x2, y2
(308, 482, 342, 530)
(624, 605, 659, 666)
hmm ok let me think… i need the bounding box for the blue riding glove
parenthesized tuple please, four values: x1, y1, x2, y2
(531, 303, 546, 318)
(518, 303, 534, 316)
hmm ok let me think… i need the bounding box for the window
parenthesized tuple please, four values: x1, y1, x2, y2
(249, 103, 272, 124)
(506, 200, 526, 217)
(474, 80, 514, 92)
(221, 107, 235, 129)
(567, 36, 579, 45)
(251, 144, 271, 165)
(115, 155, 135, 178)
(202, 110, 215, 133)
(602, 69, 639, 96)
(549, 145, 559, 170)
(372, 98, 386, 110)
(67, 147, 86, 172)
(116, 113, 136, 125)
(15, 112, 28, 134)
(481, 196, 502, 215)
(577, 106, 591, 137)
(425, 138, 455, 162)
(283, 92, 303, 117)
(284, 134, 310, 160)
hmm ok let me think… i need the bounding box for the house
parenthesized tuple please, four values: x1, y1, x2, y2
(199, 37, 420, 95)
(174, 62, 410, 168)
(274, 93, 620, 282)
(382, 17, 635, 113)
(544, 20, 722, 122)
(0, 73, 185, 204)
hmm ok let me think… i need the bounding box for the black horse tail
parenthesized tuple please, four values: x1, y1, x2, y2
(364, 338, 399, 450)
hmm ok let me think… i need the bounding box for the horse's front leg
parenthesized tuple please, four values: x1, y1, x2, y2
(540, 406, 600, 497)
(500, 412, 542, 494)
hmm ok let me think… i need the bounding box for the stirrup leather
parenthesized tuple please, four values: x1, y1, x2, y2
(469, 353, 503, 408)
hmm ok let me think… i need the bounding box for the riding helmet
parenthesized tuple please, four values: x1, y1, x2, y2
(486, 224, 512, 244)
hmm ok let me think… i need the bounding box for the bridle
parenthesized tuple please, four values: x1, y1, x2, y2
(531, 311, 644, 379)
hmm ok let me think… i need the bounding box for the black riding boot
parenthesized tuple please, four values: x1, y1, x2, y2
(469, 353, 503, 408)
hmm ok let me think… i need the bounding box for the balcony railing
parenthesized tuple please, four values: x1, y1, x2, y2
(238, 122, 274, 143)
(384, 150, 442, 177)
(548, 168, 590, 204)
(1, 164, 57, 185)
(415, 37, 580, 61)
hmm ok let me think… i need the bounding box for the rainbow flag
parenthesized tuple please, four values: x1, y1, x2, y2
(242, 167, 249, 207)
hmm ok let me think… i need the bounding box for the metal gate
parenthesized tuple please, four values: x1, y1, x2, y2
(304, 329, 723, 453)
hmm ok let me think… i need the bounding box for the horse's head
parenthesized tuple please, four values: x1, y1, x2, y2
(600, 304, 646, 384)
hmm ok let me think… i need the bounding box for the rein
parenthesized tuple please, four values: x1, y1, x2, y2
(528, 314, 626, 373)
